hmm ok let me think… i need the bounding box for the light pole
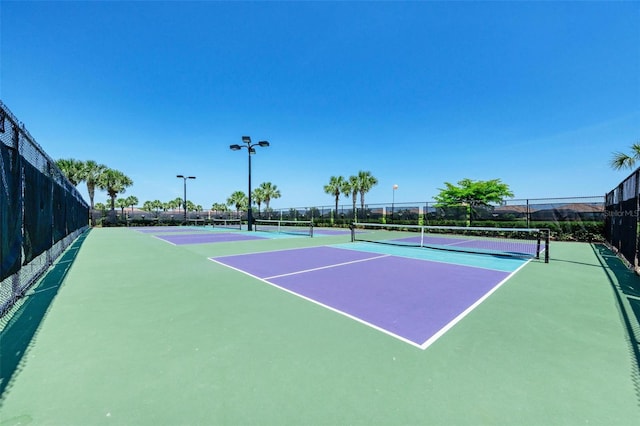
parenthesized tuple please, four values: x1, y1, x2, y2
(392, 184, 398, 222)
(230, 136, 269, 231)
(176, 175, 196, 224)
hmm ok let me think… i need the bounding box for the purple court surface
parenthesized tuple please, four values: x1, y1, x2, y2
(157, 232, 265, 245)
(211, 246, 513, 348)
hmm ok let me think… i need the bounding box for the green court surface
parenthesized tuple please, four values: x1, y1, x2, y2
(1, 227, 639, 425)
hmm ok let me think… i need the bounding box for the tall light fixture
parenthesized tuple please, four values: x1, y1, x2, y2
(176, 175, 196, 223)
(230, 136, 269, 231)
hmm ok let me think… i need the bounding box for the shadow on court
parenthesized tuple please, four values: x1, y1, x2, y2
(592, 243, 640, 405)
(0, 231, 89, 399)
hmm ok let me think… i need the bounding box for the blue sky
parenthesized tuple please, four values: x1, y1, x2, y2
(1, 1, 638, 209)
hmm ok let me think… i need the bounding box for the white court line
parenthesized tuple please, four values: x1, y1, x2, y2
(209, 246, 531, 351)
(264, 254, 390, 280)
(336, 243, 522, 273)
(208, 256, 426, 349)
(210, 245, 330, 259)
(152, 235, 178, 246)
(418, 258, 532, 350)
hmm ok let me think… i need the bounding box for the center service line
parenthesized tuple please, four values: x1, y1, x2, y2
(264, 254, 391, 280)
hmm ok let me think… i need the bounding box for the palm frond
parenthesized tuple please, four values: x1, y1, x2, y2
(610, 152, 635, 170)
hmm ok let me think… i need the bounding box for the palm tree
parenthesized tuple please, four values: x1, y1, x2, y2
(357, 170, 378, 220)
(252, 187, 266, 218)
(227, 191, 247, 217)
(342, 175, 359, 221)
(165, 199, 178, 212)
(211, 203, 228, 213)
(611, 142, 640, 170)
(324, 176, 346, 224)
(173, 197, 183, 213)
(116, 198, 128, 216)
(258, 182, 281, 217)
(81, 160, 107, 210)
(151, 200, 163, 215)
(142, 200, 154, 212)
(125, 195, 138, 213)
(96, 168, 133, 211)
(55, 158, 84, 186)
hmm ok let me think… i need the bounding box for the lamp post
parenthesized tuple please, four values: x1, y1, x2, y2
(176, 175, 196, 224)
(230, 136, 269, 231)
(392, 184, 398, 223)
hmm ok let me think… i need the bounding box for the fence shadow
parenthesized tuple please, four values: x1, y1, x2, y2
(591, 243, 640, 406)
(0, 230, 89, 400)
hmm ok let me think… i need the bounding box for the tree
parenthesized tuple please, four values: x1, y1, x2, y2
(211, 203, 228, 212)
(151, 200, 163, 215)
(434, 178, 514, 226)
(357, 170, 378, 220)
(258, 182, 281, 217)
(342, 175, 359, 221)
(125, 195, 138, 213)
(324, 175, 346, 224)
(165, 198, 180, 212)
(81, 160, 107, 210)
(611, 142, 640, 170)
(227, 191, 247, 216)
(186, 200, 197, 212)
(172, 197, 183, 212)
(252, 187, 266, 217)
(116, 198, 128, 216)
(55, 158, 84, 186)
(96, 168, 133, 211)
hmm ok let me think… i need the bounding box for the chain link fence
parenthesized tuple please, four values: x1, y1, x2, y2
(605, 168, 639, 269)
(0, 101, 89, 317)
(103, 195, 606, 243)
(266, 196, 605, 241)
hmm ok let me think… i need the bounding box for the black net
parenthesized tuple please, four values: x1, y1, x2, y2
(23, 161, 53, 263)
(254, 219, 313, 237)
(53, 182, 67, 243)
(605, 169, 639, 268)
(0, 101, 89, 316)
(351, 222, 549, 262)
(0, 143, 22, 281)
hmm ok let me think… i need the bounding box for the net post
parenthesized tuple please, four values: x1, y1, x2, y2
(544, 229, 550, 263)
(350, 223, 355, 242)
(310, 222, 314, 238)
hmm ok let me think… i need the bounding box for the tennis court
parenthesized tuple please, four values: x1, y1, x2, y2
(1, 227, 638, 425)
(211, 245, 528, 348)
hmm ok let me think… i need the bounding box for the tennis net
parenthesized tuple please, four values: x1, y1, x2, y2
(351, 222, 549, 262)
(254, 219, 313, 237)
(212, 218, 242, 230)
